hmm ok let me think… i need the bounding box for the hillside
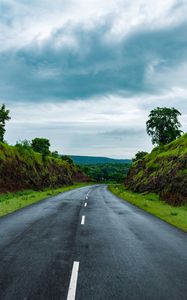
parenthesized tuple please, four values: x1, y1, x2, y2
(0, 143, 88, 193)
(125, 133, 187, 205)
(70, 155, 131, 165)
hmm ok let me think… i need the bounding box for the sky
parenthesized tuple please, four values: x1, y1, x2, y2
(0, 0, 187, 158)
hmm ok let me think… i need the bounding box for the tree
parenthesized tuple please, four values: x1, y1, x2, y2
(132, 151, 148, 162)
(15, 139, 31, 149)
(146, 107, 182, 145)
(62, 155, 74, 165)
(0, 104, 11, 142)
(31, 138, 50, 156)
(51, 150, 59, 158)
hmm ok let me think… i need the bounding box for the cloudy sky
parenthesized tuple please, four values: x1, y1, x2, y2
(1, 0, 187, 158)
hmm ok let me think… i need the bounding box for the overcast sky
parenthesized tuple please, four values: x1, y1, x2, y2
(1, 0, 187, 158)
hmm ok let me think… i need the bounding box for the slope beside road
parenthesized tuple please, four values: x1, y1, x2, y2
(0, 185, 187, 300)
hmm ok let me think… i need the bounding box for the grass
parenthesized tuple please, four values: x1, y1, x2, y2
(0, 183, 90, 217)
(109, 184, 187, 232)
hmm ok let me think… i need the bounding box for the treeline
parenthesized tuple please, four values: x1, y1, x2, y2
(81, 163, 130, 183)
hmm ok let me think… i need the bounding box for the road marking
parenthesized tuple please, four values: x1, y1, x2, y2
(85, 196, 88, 200)
(84, 203, 87, 207)
(81, 215, 85, 225)
(67, 261, 79, 300)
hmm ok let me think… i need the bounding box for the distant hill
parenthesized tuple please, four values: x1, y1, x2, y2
(70, 155, 132, 165)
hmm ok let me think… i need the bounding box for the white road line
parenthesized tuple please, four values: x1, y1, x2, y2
(84, 203, 87, 207)
(67, 261, 79, 300)
(81, 215, 85, 225)
(85, 196, 88, 200)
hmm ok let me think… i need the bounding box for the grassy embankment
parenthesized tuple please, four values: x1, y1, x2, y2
(0, 142, 89, 193)
(125, 133, 187, 206)
(0, 183, 90, 217)
(109, 185, 187, 232)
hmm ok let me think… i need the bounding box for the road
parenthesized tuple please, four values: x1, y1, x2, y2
(0, 184, 187, 300)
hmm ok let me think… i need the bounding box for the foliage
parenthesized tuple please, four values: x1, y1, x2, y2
(81, 163, 130, 183)
(0, 104, 11, 142)
(51, 150, 59, 158)
(125, 133, 187, 206)
(15, 139, 32, 149)
(146, 107, 182, 145)
(31, 138, 50, 156)
(132, 151, 148, 162)
(62, 155, 74, 165)
(109, 185, 187, 232)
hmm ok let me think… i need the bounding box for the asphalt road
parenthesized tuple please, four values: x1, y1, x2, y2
(0, 184, 187, 300)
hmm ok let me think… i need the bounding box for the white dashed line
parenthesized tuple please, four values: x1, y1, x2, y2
(85, 196, 88, 200)
(67, 261, 79, 300)
(84, 203, 87, 207)
(81, 215, 85, 225)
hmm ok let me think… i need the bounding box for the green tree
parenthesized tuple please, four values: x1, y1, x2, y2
(15, 139, 31, 149)
(62, 155, 74, 165)
(31, 138, 50, 156)
(146, 107, 182, 145)
(0, 104, 11, 142)
(51, 150, 59, 158)
(132, 151, 148, 162)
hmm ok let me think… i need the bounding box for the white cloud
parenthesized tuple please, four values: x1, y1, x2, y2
(0, 0, 186, 51)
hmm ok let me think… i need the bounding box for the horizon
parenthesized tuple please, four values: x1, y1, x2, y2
(69, 154, 132, 160)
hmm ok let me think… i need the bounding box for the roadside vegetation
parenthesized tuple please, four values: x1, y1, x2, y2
(0, 183, 90, 217)
(110, 106, 187, 231)
(126, 133, 187, 206)
(109, 185, 187, 232)
(0, 141, 89, 193)
(126, 107, 186, 206)
(0, 104, 89, 206)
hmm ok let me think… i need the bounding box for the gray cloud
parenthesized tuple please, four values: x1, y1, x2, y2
(101, 128, 145, 138)
(1, 18, 187, 103)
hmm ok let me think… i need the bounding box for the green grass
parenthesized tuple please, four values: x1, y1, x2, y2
(109, 184, 187, 232)
(0, 183, 90, 217)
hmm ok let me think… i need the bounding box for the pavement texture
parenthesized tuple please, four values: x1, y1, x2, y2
(0, 184, 187, 300)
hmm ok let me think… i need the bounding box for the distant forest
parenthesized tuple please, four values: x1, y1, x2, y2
(70, 155, 131, 183)
(80, 163, 131, 183)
